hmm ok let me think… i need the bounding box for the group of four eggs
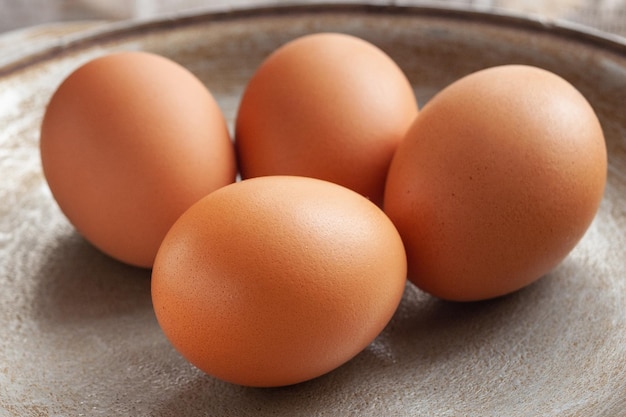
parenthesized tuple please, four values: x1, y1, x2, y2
(39, 33, 606, 387)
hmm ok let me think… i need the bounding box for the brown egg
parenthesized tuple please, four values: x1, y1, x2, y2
(384, 65, 607, 301)
(151, 176, 407, 387)
(40, 51, 236, 268)
(235, 32, 418, 206)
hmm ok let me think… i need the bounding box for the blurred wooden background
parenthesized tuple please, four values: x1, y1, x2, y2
(1, 0, 625, 38)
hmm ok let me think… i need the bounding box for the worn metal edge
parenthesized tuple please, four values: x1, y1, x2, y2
(0, 2, 625, 78)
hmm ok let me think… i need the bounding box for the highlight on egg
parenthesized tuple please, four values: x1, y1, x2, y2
(151, 176, 407, 387)
(40, 51, 236, 268)
(384, 64, 607, 301)
(235, 32, 418, 206)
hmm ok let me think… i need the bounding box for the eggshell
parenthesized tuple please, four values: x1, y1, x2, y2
(384, 65, 607, 301)
(235, 32, 418, 206)
(151, 176, 407, 387)
(40, 51, 236, 268)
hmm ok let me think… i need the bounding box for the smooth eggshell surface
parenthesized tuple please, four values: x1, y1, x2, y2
(384, 65, 607, 301)
(40, 51, 236, 268)
(235, 33, 418, 206)
(152, 176, 407, 387)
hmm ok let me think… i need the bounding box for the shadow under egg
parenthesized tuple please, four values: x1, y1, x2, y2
(30, 227, 153, 328)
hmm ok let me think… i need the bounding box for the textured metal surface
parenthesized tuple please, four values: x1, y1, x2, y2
(1, 4, 625, 416)
(1, 0, 626, 38)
